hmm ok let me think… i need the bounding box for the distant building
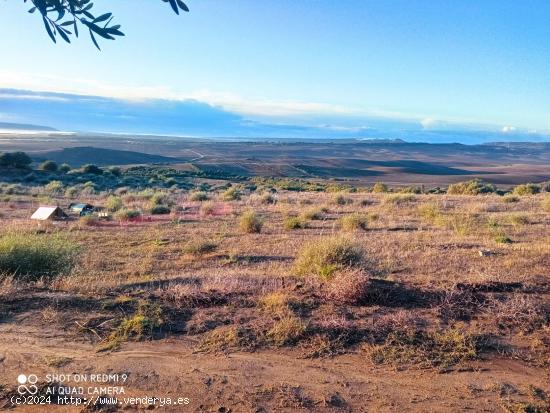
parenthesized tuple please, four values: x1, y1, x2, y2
(31, 206, 68, 221)
(68, 203, 94, 216)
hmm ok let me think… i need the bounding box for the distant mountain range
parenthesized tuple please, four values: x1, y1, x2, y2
(32, 147, 182, 167)
(0, 121, 57, 131)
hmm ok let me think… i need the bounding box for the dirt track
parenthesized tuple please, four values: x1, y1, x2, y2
(1, 324, 547, 412)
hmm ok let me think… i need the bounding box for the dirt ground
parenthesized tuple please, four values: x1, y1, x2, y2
(0, 323, 548, 413)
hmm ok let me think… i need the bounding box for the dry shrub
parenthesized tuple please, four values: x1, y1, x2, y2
(222, 187, 241, 201)
(78, 215, 98, 227)
(258, 291, 294, 315)
(196, 326, 257, 353)
(0, 275, 17, 297)
(200, 201, 215, 216)
(418, 203, 444, 225)
(503, 195, 520, 204)
(293, 236, 364, 279)
(541, 195, 550, 212)
(494, 233, 512, 244)
(444, 213, 478, 236)
(259, 193, 276, 205)
(324, 269, 370, 305)
(190, 191, 209, 202)
(384, 194, 415, 205)
(239, 210, 263, 233)
(507, 213, 530, 226)
(366, 328, 479, 368)
(267, 315, 307, 346)
(437, 286, 483, 321)
(183, 240, 217, 256)
(283, 216, 307, 230)
(333, 193, 352, 206)
(485, 295, 547, 333)
(372, 310, 425, 339)
(300, 207, 325, 220)
(338, 213, 368, 232)
(114, 208, 141, 221)
(372, 182, 388, 193)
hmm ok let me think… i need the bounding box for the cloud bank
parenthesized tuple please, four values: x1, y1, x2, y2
(1, 88, 549, 144)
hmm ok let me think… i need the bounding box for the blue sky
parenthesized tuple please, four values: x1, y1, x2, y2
(1, 0, 550, 139)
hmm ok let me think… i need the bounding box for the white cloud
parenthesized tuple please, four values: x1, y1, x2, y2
(501, 125, 517, 133)
(420, 117, 437, 128)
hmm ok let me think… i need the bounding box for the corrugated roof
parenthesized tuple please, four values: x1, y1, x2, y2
(70, 203, 93, 210)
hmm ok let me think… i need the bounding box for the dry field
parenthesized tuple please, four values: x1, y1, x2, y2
(0, 185, 549, 412)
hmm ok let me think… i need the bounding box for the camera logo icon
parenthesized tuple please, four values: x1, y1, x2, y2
(17, 374, 38, 395)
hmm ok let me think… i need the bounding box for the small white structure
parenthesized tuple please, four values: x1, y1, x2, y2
(31, 206, 68, 221)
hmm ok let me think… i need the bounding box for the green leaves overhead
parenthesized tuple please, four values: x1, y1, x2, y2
(25, 0, 189, 50)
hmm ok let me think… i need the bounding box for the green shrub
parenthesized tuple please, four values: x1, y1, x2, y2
(399, 186, 422, 194)
(107, 166, 122, 177)
(0, 151, 32, 168)
(150, 205, 171, 215)
(0, 233, 78, 281)
(222, 187, 242, 201)
(114, 209, 141, 221)
(339, 213, 368, 232)
(64, 186, 80, 198)
(100, 300, 163, 351)
(150, 192, 170, 206)
(447, 179, 496, 195)
(372, 182, 389, 193)
(39, 160, 58, 172)
(239, 210, 263, 233)
(59, 163, 72, 173)
(513, 183, 540, 196)
(106, 195, 123, 212)
(44, 180, 63, 194)
(294, 236, 364, 279)
(81, 164, 103, 175)
(190, 191, 209, 202)
(283, 216, 307, 230)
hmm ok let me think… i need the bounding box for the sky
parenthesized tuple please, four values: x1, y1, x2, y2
(1, 0, 550, 141)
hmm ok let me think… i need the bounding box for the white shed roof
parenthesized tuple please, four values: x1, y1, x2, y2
(31, 206, 64, 220)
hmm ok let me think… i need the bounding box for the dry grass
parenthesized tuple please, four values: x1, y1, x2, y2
(0, 187, 548, 376)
